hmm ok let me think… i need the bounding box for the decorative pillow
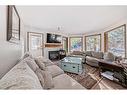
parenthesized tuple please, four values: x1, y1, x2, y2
(34, 57, 46, 70)
(91, 51, 103, 59)
(46, 65, 64, 78)
(104, 52, 115, 62)
(85, 51, 92, 56)
(41, 70, 54, 89)
(0, 61, 42, 89)
(23, 57, 39, 72)
(35, 56, 54, 66)
(22, 52, 33, 59)
(72, 51, 84, 55)
(35, 68, 45, 87)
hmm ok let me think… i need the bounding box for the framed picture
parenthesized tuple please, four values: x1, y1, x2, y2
(7, 5, 20, 43)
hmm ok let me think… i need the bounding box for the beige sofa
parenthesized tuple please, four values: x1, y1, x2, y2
(85, 51, 103, 67)
(85, 51, 119, 67)
(68, 51, 86, 63)
(0, 52, 85, 90)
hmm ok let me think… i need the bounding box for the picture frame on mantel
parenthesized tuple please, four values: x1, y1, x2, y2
(7, 5, 20, 44)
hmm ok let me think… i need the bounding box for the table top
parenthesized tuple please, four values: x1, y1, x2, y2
(97, 59, 127, 68)
(60, 56, 82, 64)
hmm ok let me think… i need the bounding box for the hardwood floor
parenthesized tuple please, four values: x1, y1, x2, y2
(92, 77, 125, 89)
(54, 60, 126, 89)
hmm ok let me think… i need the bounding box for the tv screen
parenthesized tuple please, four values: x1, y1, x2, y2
(47, 33, 61, 43)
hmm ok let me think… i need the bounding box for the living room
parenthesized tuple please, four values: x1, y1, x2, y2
(0, 3, 127, 92)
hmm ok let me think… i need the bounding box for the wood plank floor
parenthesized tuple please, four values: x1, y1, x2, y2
(54, 61, 126, 89)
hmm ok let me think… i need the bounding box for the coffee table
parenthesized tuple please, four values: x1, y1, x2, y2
(60, 56, 83, 74)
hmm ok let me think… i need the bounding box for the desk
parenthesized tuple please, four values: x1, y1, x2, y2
(98, 59, 127, 87)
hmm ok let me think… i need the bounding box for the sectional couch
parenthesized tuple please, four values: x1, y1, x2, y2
(69, 51, 120, 67)
(0, 52, 85, 89)
(85, 51, 121, 67)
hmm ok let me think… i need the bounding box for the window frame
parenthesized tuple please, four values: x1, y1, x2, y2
(62, 36, 68, 52)
(85, 34, 101, 51)
(69, 36, 83, 52)
(104, 24, 126, 58)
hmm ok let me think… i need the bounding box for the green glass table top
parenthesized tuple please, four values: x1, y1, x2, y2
(61, 56, 82, 64)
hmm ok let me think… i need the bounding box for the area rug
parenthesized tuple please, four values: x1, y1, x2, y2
(65, 64, 99, 89)
(66, 72, 97, 89)
(54, 61, 125, 89)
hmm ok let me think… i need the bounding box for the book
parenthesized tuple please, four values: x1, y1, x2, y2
(101, 71, 114, 80)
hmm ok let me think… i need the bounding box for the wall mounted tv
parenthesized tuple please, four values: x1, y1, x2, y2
(47, 33, 62, 43)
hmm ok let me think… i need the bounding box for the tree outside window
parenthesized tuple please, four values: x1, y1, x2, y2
(105, 25, 126, 57)
(70, 37, 83, 52)
(85, 34, 101, 51)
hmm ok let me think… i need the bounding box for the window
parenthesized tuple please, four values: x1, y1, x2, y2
(85, 34, 101, 51)
(70, 37, 83, 52)
(62, 37, 68, 52)
(104, 25, 126, 57)
(31, 35, 41, 50)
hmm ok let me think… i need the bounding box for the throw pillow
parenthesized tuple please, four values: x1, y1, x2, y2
(22, 52, 33, 59)
(104, 52, 115, 62)
(85, 51, 92, 56)
(72, 51, 84, 55)
(41, 70, 54, 89)
(23, 57, 39, 72)
(91, 51, 103, 59)
(35, 56, 54, 66)
(35, 68, 45, 87)
(34, 57, 46, 70)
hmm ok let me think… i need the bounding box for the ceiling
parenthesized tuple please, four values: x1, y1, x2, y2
(16, 6, 127, 35)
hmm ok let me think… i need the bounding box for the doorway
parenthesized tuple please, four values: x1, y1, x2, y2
(27, 32, 44, 57)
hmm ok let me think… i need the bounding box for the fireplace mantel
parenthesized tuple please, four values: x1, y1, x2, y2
(45, 43, 62, 48)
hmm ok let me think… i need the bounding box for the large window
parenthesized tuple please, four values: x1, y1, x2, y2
(104, 25, 126, 57)
(70, 37, 83, 52)
(85, 34, 101, 51)
(62, 37, 68, 52)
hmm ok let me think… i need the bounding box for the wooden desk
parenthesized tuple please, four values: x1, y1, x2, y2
(98, 59, 127, 87)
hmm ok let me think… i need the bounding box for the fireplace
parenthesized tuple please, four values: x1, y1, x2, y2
(49, 51, 59, 60)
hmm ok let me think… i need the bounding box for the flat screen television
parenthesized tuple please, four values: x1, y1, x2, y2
(47, 33, 61, 43)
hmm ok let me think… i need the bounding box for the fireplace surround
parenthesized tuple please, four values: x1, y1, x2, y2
(49, 51, 59, 60)
(48, 50, 66, 60)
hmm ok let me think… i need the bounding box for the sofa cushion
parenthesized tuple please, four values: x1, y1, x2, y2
(35, 56, 54, 66)
(86, 56, 99, 64)
(104, 52, 115, 62)
(35, 68, 54, 89)
(34, 57, 46, 70)
(35, 68, 45, 87)
(0, 61, 42, 89)
(52, 74, 85, 89)
(41, 70, 54, 89)
(71, 51, 84, 55)
(22, 52, 33, 59)
(23, 57, 39, 72)
(91, 51, 103, 59)
(46, 65, 64, 78)
(85, 51, 92, 56)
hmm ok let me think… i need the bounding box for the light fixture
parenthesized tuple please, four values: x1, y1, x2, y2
(57, 26, 60, 32)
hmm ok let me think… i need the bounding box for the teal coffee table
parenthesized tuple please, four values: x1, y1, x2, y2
(60, 56, 83, 74)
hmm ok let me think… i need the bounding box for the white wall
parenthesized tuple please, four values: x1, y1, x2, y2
(24, 26, 68, 58)
(83, 18, 127, 57)
(0, 6, 25, 78)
